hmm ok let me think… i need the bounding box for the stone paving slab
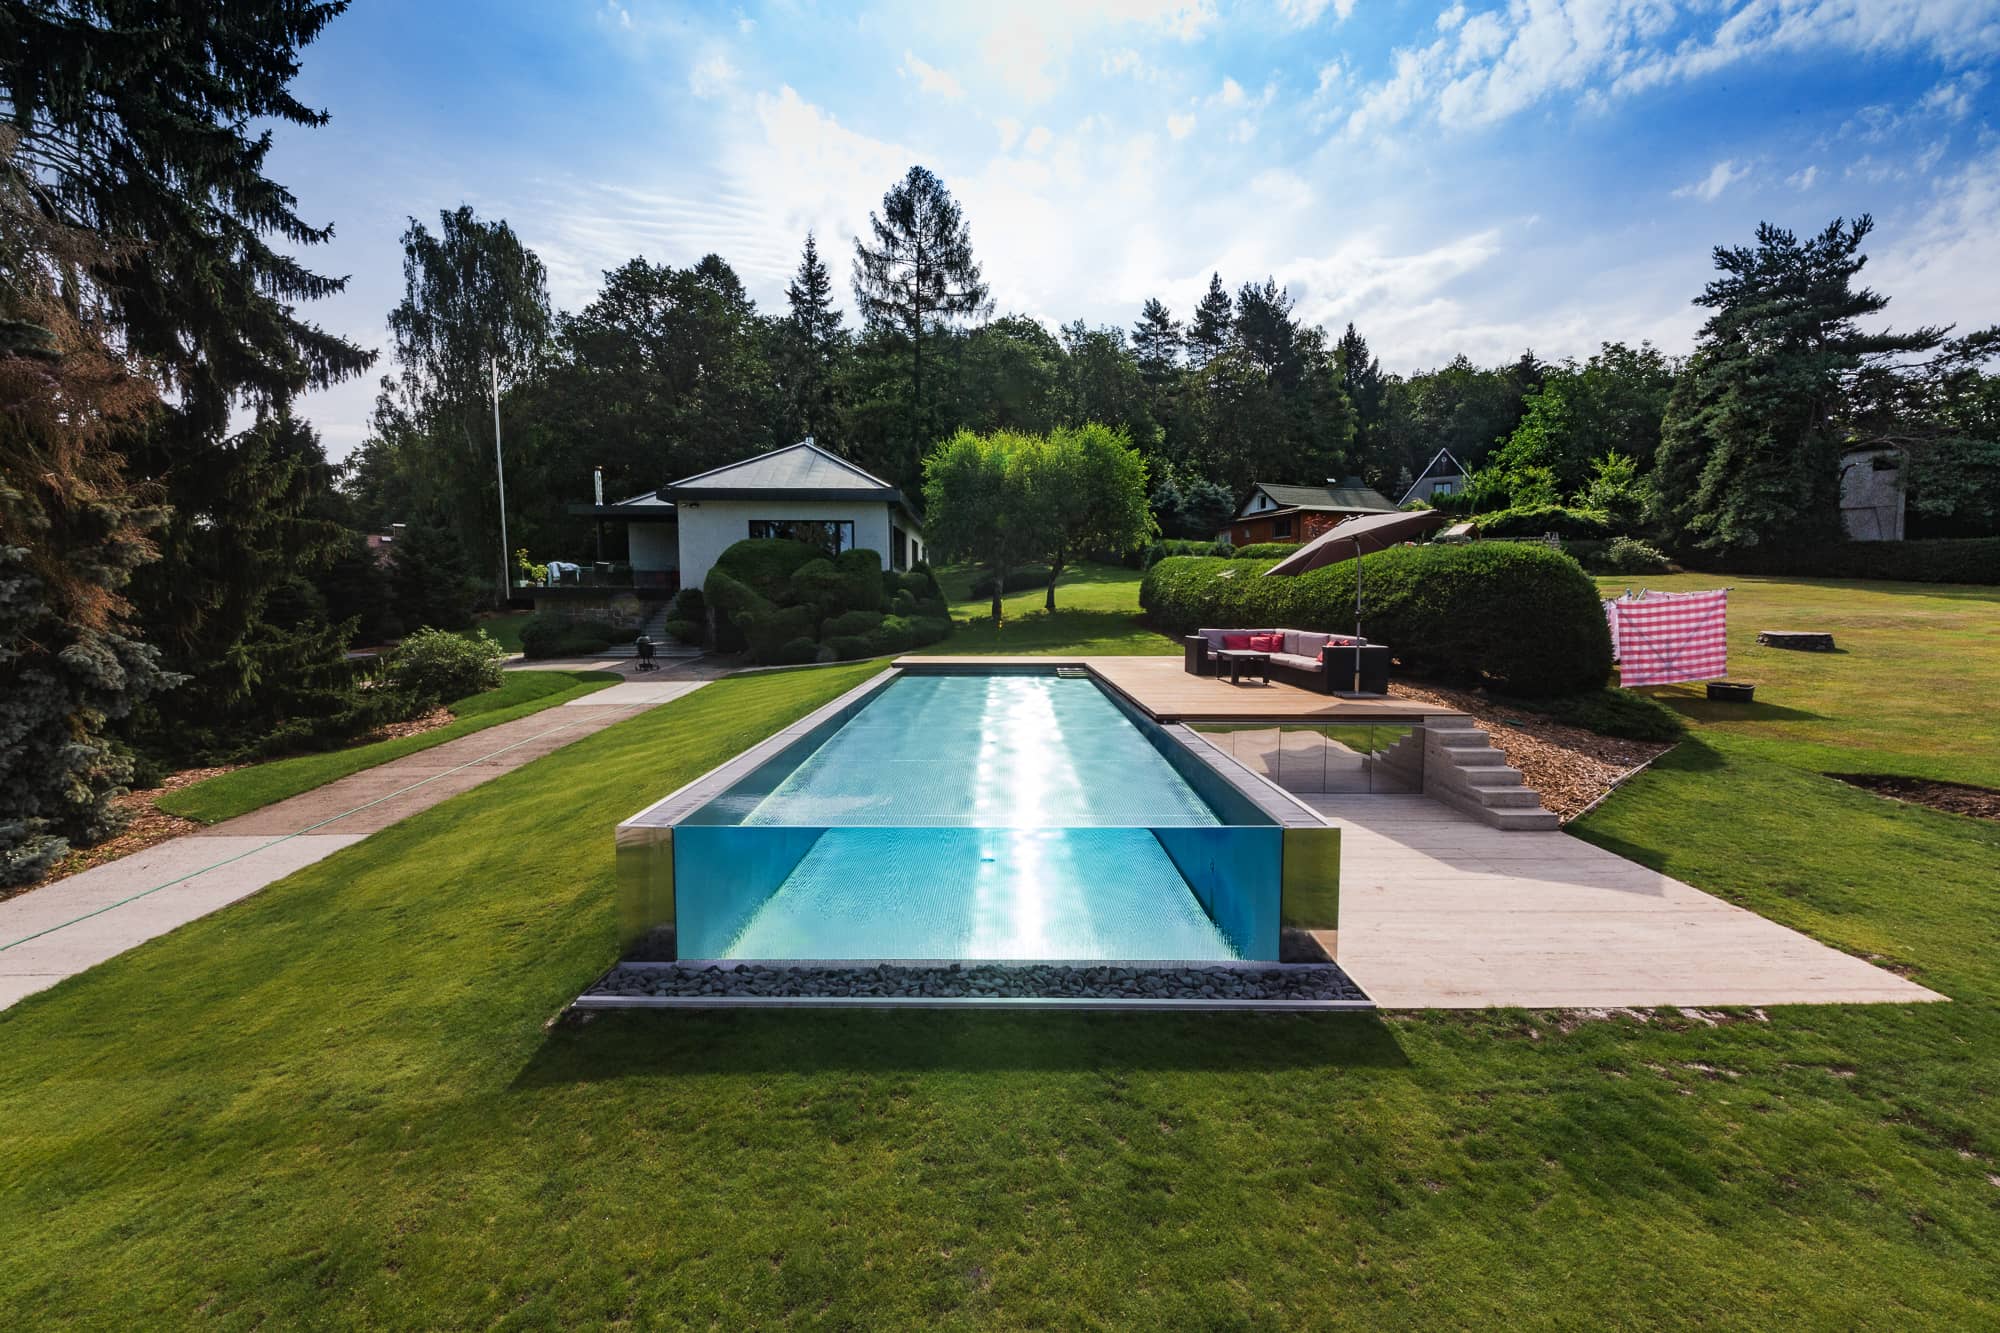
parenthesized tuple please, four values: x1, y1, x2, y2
(1311, 795, 1944, 1010)
(0, 835, 365, 1007)
(0, 681, 705, 1011)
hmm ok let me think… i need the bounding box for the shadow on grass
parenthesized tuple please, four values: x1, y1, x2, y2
(1664, 698, 1829, 726)
(511, 1007, 1409, 1087)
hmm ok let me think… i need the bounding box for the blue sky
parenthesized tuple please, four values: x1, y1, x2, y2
(273, 0, 2000, 458)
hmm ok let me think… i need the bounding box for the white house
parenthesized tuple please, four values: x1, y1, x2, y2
(562, 440, 926, 602)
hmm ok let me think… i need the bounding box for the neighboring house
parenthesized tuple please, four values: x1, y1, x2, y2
(1398, 448, 1470, 506)
(541, 439, 927, 623)
(1839, 446, 1905, 541)
(1223, 478, 1397, 546)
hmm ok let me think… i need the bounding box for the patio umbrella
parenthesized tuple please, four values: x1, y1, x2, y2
(1262, 508, 1447, 685)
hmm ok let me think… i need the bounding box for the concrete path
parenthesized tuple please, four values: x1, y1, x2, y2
(1315, 794, 1944, 1010)
(0, 673, 707, 1010)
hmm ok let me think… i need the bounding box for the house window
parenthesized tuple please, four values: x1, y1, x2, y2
(891, 527, 907, 571)
(1432, 481, 1453, 497)
(748, 519, 855, 557)
(1273, 515, 1293, 538)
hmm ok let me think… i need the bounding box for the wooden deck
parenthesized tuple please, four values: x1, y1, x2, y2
(891, 655, 1462, 724)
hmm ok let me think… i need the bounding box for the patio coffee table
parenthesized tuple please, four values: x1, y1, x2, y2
(1212, 648, 1271, 685)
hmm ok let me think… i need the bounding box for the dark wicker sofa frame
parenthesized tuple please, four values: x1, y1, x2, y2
(1183, 632, 1393, 695)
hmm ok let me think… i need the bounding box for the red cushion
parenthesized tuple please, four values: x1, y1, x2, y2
(1221, 633, 1254, 650)
(1248, 633, 1283, 652)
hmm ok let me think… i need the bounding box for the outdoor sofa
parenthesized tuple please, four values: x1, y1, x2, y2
(1183, 627, 1393, 695)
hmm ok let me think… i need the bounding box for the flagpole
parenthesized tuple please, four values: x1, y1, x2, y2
(493, 357, 510, 605)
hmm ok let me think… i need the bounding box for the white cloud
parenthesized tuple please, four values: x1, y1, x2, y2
(975, 0, 1218, 102)
(1102, 47, 1144, 76)
(1278, 0, 1357, 25)
(1787, 164, 1820, 190)
(995, 116, 1024, 150)
(689, 53, 736, 99)
(1168, 111, 1197, 138)
(1218, 76, 1247, 106)
(1871, 148, 2000, 336)
(1024, 125, 1055, 154)
(1346, 0, 2000, 137)
(1919, 70, 1988, 119)
(1674, 160, 1751, 201)
(901, 52, 965, 99)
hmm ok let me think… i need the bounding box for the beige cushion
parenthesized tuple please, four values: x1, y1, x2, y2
(1270, 652, 1321, 671)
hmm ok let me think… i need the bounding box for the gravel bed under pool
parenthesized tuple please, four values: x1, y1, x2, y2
(578, 960, 1371, 1008)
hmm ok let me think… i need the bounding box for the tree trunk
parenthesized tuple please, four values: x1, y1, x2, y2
(990, 562, 1005, 622)
(1045, 555, 1063, 612)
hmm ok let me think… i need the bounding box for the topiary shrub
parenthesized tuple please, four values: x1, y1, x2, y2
(664, 617, 703, 645)
(1140, 543, 1613, 696)
(711, 538, 826, 601)
(1232, 542, 1300, 559)
(382, 627, 505, 705)
(1141, 538, 1236, 570)
(770, 637, 822, 666)
(822, 608, 886, 639)
(888, 588, 918, 615)
(790, 551, 883, 621)
(737, 604, 817, 663)
(824, 634, 874, 661)
(671, 586, 706, 621)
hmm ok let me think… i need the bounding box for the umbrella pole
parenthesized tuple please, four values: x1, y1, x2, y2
(1354, 541, 1364, 691)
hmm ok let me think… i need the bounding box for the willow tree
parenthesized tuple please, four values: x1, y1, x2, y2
(1021, 423, 1155, 611)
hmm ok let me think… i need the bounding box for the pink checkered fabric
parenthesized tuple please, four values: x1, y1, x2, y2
(1613, 590, 1728, 686)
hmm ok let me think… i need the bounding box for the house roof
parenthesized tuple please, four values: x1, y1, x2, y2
(1395, 448, 1472, 505)
(664, 439, 901, 502)
(1244, 479, 1396, 516)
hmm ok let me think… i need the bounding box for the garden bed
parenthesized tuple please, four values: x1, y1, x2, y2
(1828, 773, 2000, 823)
(1388, 682, 1673, 820)
(10, 764, 240, 900)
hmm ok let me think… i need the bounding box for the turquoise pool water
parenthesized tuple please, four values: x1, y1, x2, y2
(674, 674, 1277, 962)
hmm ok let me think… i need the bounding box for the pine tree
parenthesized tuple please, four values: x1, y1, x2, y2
(1187, 273, 1233, 367)
(1656, 216, 1945, 552)
(852, 166, 992, 481)
(1335, 323, 1389, 482)
(0, 3, 380, 765)
(779, 231, 847, 445)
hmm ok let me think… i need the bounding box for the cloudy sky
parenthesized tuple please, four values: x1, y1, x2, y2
(272, 0, 2000, 459)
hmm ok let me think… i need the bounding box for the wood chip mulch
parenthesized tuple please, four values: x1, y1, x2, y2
(7, 763, 242, 903)
(1387, 682, 1674, 823)
(1828, 773, 2000, 823)
(355, 705, 455, 744)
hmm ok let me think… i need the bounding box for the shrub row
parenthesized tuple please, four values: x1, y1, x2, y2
(1140, 542, 1614, 697)
(1472, 504, 1614, 540)
(1230, 542, 1299, 559)
(1140, 538, 1235, 569)
(1566, 536, 1673, 574)
(1695, 537, 2000, 585)
(519, 613, 618, 659)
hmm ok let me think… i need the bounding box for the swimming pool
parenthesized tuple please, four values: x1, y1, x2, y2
(615, 668, 1338, 964)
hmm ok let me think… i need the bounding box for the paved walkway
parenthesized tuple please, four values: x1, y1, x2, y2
(0, 673, 707, 1010)
(1315, 795, 1944, 1009)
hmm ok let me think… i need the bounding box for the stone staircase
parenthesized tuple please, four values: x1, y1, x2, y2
(597, 602, 702, 659)
(1393, 719, 1559, 831)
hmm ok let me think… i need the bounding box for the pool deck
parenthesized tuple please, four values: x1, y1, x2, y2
(893, 655, 1462, 724)
(1313, 795, 1944, 1009)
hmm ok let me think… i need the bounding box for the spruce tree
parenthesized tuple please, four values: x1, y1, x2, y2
(778, 231, 847, 445)
(1, 2, 379, 765)
(0, 157, 178, 884)
(1132, 298, 1183, 386)
(852, 165, 991, 481)
(1187, 273, 1234, 367)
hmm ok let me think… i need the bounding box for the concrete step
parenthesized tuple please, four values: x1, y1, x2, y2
(1469, 786, 1545, 809)
(1484, 806, 1561, 831)
(1463, 767, 1525, 788)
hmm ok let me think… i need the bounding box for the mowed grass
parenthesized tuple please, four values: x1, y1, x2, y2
(4, 575, 2000, 1323)
(156, 669, 618, 824)
(937, 561, 1175, 655)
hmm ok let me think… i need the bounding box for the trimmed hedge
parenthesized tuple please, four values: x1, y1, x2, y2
(1231, 542, 1300, 559)
(1140, 538, 1234, 569)
(1698, 537, 2000, 585)
(519, 613, 618, 659)
(1141, 543, 1613, 697)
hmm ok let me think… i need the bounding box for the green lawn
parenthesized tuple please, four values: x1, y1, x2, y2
(5, 575, 2000, 1324)
(463, 610, 533, 654)
(937, 560, 1174, 655)
(155, 669, 618, 824)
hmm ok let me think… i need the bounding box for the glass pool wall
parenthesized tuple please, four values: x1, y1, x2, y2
(615, 672, 1337, 965)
